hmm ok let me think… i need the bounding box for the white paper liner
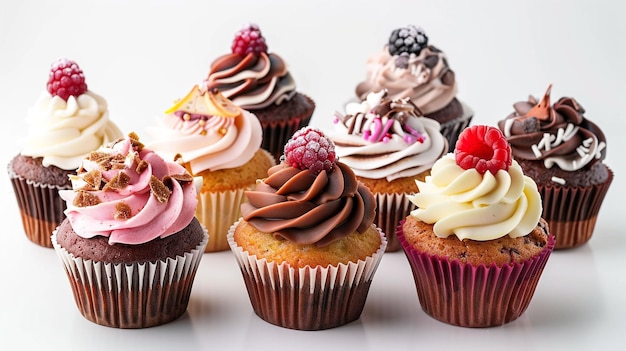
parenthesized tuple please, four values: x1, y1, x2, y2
(374, 191, 415, 252)
(197, 149, 275, 253)
(51, 227, 208, 328)
(227, 218, 387, 330)
(7, 162, 70, 248)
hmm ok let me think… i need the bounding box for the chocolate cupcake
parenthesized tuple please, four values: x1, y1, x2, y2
(498, 85, 613, 249)
(355, 25, 472, 149)
(8, 58, 123, 247)
(204, 23, 315, 162)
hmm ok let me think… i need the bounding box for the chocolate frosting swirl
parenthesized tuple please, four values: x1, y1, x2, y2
(241, 162, 376, 247)
(203, 52, 296, 110)
(498, 86, 607, 171)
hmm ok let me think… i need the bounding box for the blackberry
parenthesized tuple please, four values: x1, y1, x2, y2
(387, 25, 428, 56)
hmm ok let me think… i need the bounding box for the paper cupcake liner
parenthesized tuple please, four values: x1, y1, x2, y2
(539, 166, 613, 249)
(51, 228, 208, 328)
(374, 192, 416, 252)
(261, 114, 313, 163)
(7, 164, 69, 248)
(439, 102, 473, 151)
(196, 187, 249, 252)
(227, 219, 387, 330)
(397, 219, 555, 328)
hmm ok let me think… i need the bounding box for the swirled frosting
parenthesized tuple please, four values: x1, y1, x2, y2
(203, 52, 296, 110)
(409, 154, 542, 241)
(333, 90, 448, 181)
(20, 91, 123, 170)
(146, 86, 262, 175)
(241, 162, 376, 247)
(497, 85, 607, 171)
(356, 45, 456, 115)
(58, 134, 198, 245)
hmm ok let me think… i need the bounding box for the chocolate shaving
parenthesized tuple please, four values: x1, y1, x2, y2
(441, 69, 455, 86)
(80, 170, 103, 191)
(423, 55, 439, 68)
(170, 173, 193, 183)
(136, 160, 149, 174)
(103, 171, 131, 191)
(114, 202, 132, 220)
(73, 190, 101, 207)
(150, 175, 171, 203)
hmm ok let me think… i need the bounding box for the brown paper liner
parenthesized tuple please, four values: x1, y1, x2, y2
(374, 192, 415, 252)
(397, 219, 555, 328)
(7, 164, 69, 248)
(259, 95, 315, 163)
(439, 102, 473, 151)
(539, 166, 613, 249)
(51, 229, 208, 328)
(228, 219, 387, 330)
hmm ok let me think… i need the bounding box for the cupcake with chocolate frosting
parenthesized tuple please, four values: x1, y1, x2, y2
(8, 58, 123, 248)
(498, 85, 613, 249)
(355, 25, 472, 149)
(398, 125, 554, 327)
(331, 90, 447, 251)
(228, 127, 386, 330)
(51, 133, 208, 328)
(203, 23, 315, 162)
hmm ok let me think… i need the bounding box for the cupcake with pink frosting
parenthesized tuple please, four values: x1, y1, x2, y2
(355, 25, 472, 149)
(146, 87, 274, 252)
(51, 132, 207, 328)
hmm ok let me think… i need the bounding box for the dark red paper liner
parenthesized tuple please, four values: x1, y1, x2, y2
(438, 102, 473, 151)
(397, 218, 555, 328)
(374, 192, 415, 252)
(7, 165, 69, 248)
(51, 229, 208, 328)
(228, 219, 387, 330)
(539, 166, 613, 249)
(259, 95, 315, 162)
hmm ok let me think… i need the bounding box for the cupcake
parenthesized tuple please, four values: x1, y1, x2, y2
(355, 25, 472, 149)
(51, 133, 208, 328)
(331, 90, 448, 252)
(497, 85, 612, 249)
(398, 125, 554, 327)
(228, 127, 387, 330)
(8, 58, 123, 248)
(203, 23, 315, 162)
(146, 87, 274, 252)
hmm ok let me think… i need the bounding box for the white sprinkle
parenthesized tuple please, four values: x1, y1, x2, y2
(583, 137, 593, 147)
(532, 144, 542, 158)
(551, 176, 566, 185)
(503, 118, 514, 137)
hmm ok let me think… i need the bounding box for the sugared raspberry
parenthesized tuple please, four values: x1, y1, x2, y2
(455, 125, 512, 175)
(46, 58, 88, 101)
(283, 127, 337, 174)
(231, 23, 268, 56)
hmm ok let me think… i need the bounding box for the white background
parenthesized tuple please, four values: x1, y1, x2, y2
(1, 0, 625, 350)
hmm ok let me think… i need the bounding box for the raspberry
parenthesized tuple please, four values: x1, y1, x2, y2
(46, 58, 88, 101)
(455, 125, 512, 175)
(231, 23, 268, 56)
(388, 25, 428, 56)
(283, 127, 337, 174)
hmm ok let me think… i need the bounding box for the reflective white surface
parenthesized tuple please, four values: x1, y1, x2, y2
(1, 1, 625, 350)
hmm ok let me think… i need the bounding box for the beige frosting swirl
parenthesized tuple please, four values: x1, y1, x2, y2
(146, 87, 262, 175)
(356, 45, 456, 114)
(409, 154, 542, 241)
(20, 91, 123, 170)
(333, 91, 447, 181)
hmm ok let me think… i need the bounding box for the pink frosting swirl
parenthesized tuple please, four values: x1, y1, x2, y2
(59, 134, 198, 245)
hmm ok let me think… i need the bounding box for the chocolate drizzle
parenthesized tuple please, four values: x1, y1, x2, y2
(241, 162, 376, 247)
